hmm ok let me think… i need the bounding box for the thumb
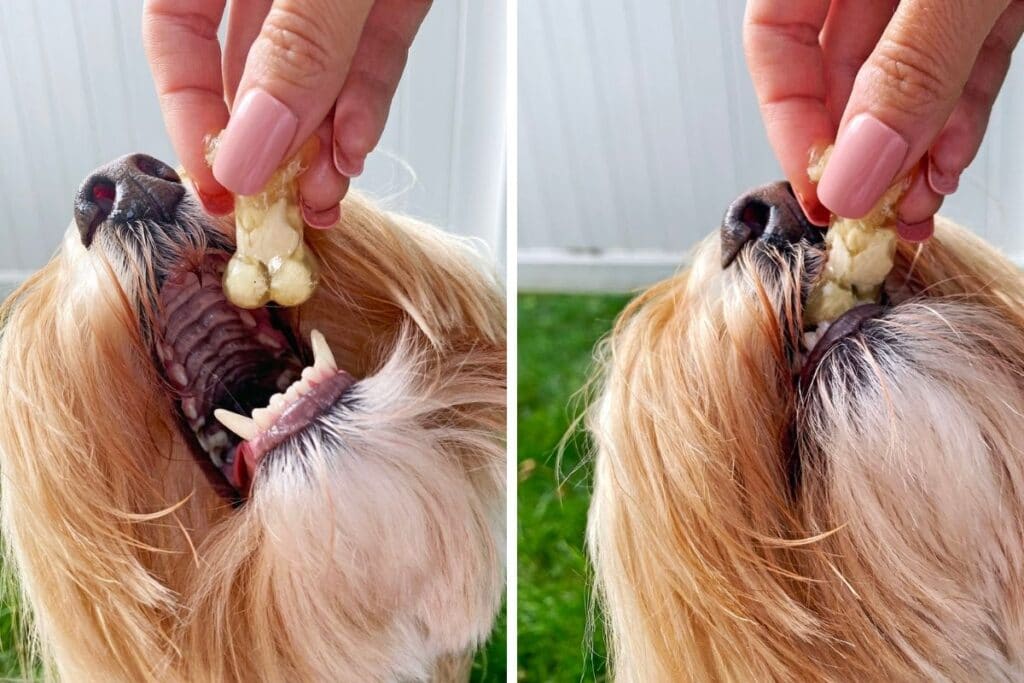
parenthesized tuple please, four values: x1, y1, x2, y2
(818, 0, 1009, 218)
(213, 0, 375, 195)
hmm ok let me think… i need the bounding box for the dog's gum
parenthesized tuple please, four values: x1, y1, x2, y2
(804, 147, 905, 326)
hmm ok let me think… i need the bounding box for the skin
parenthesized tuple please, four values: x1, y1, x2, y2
(143, 0, 431, 221)
(744, 0, 1024, 240)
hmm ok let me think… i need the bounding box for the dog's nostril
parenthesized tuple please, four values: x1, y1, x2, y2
(133, 154, 181, 184)
(720, 181, 810, 268)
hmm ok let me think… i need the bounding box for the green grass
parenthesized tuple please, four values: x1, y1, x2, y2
(517, 293, 631, 682)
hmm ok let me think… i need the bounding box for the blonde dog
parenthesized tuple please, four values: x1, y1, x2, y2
(588, 181, 1024, 681)
(0, 154, 505, 682)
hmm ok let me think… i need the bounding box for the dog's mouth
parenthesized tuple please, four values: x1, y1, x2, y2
(797, 303, 886, 390)
(155, 253, 351, 501)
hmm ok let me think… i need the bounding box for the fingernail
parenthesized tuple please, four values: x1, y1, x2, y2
(301, 201, 340, 229)
(818, 114, 909, 219)
(795, 190, 831, 227)
(195, 186, 234, 216)
(927, 162, 960, 196)
(897, 216, 934, 243)
(213, 89, 298, 196)
(333, 140, 364, 177)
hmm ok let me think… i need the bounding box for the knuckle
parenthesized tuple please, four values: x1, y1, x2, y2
(867, 38, 952, 118)
(258, 6, 335, 90)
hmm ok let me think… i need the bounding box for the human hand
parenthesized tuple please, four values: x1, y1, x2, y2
(744, 1, 1024, 241)
(143, 0, 430, 227)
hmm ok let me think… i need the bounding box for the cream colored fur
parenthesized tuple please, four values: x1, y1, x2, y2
(0, 192, 505, 682)
(588, 217, 1024, 681)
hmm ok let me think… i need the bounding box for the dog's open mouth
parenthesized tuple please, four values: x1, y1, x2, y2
(155, 252, 350, 500)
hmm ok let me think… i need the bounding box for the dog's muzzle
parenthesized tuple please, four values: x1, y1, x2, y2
(74, 153, 186, 247)
(720, 181, 821, 268)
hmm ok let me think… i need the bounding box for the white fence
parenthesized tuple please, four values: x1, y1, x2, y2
(518, 0, 1024, 292)
(0, 1, 506, 295)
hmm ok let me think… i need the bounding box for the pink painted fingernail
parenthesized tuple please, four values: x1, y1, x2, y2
(818, 114, 909, 219)
(301, 201, 340, 229)
(927, 162, 960, 196)
(795, 190, 831, 227)
(213, 89, 298, 196)
(195, 186, 234, 216)
(333, 139, 364, 177)
(897, 216, 934, 243)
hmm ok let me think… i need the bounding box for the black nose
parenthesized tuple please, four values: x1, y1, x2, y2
(74, 154, 185, 247)
(720, 181, 817, 268)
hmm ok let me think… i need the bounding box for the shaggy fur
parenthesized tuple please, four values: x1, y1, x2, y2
(0, 178, 505, 681)
(588, 213, 1024, 681)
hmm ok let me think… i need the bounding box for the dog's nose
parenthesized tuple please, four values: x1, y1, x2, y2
(720, 181, 816, 268)
(74, 154, 185, 247)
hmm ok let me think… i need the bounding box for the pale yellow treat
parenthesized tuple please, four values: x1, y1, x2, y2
(804, 146, 906, 325)
(205, 135, 319, 309)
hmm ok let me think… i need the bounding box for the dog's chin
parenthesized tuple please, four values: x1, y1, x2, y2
(589, 220, 1024, 680)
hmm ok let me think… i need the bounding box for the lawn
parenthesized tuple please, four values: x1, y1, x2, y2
(517, 293, 632, 682)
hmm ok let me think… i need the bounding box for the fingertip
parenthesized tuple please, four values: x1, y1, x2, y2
(794, 187, 831, 227)
(926, 154, 961, 196)
(301, 201, 341, 229)
(195, 184, 235, 216)
(897, 217, 934, 242)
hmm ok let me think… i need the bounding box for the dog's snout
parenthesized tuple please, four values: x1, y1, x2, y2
(720, 181, 815, 268)
(74, 154, 185, 247)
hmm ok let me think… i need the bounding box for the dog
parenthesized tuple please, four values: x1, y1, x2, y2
(587, 181, 1024, 681)
(0, 154, 505, 682)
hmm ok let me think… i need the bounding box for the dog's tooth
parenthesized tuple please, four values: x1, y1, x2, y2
(167, 363, 188, 388)
(256, 331, 284, 350)
(269, 393, 286, 411)
(310, 329, 337, 372)
(301, 366, 318, 383)
(213, 409, 258, 441)
(276, 371, 295, 391)
(181, 397, 199, 420)
(252, 407, 274, 430)
(238, 310, 258, 328)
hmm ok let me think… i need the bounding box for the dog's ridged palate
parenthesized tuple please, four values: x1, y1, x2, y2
(0, 154, 505, 682)
(588, 181, 1024, 681)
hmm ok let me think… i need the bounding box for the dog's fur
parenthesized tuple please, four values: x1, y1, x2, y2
(588, 215, 1024, 681)
(0, 182, 505, 681)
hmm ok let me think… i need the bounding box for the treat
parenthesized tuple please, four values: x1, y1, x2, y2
(206, 136, 320, 309)
(804, 147, 905, 325)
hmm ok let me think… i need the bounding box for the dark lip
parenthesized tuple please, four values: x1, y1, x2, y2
(799, 304, 885, 392)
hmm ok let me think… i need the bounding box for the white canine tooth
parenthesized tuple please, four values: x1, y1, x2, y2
(213, 409, 258, 441)
(251, 407, 274, 430)
(310, 329, 337, 371)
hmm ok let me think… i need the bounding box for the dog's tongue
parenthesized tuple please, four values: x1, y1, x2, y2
(216, 330, 354, 494)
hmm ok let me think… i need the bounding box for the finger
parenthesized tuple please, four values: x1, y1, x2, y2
(142, 0, 233, 213)
(896, 159, 941, 242)
(819, 0, 897, 125)
(818, 0, 1010, 218)
(928, 1, 1024, 195)
(222, 0, 273, 107)
(212, 0, 376, 195)
(298, 118, 349, 229)
(743, 0, 833, 226)
(332, 0, 432, 177)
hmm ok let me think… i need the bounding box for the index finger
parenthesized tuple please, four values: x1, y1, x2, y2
(143, 0, 232, 211)
(743, 0, 834, 225)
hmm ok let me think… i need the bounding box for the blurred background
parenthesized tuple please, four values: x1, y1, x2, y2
(516, 1, 1024, 681)
(0, 1, 506, 299)
(0, 2, 505, 680)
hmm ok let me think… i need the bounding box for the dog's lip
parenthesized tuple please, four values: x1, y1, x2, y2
(799, 304, 885, 390)
(223, 369, 356, 494)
